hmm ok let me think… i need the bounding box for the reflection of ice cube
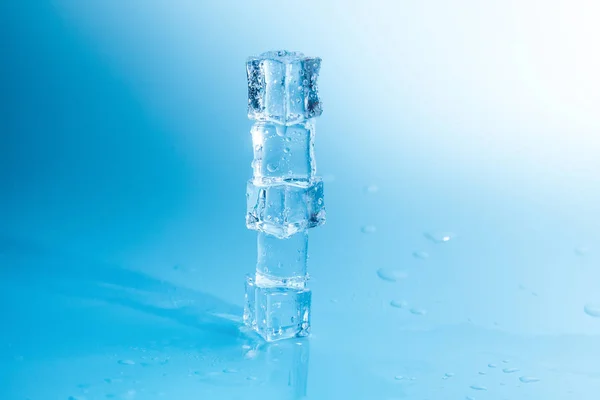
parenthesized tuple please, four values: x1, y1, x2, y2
(251, 121, 316, 183)
(244, 276, 311, 342)
(247, 50, 322, 125)
(246, 178, 325, 239)
(256, 231, 308, 287)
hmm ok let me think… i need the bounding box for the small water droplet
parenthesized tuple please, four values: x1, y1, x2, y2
(502, 367, 519, 373)
(519, 376, 540, 383)
(364, 184, 379, 193)
(469, 385, 487, 391)
(478, 371, 486, 375)
(465, 397, 476, 400)
(410, 308, 427, 316)
(223, 368, 238, 374)
(275, 125, 286, 137)
(488, 363, 497, 368)
(424, 231, 456, 243)
(361, 225, 376, 234)
(443, 372, 454, 379)
(118, 360, 135, 366)
(394, 375, 403, 380)
(502, 359, 510, 363)
(377, 268, 408, 282)
(244, 349, 259, 359)
(246, 376, 257, 380)
(584, 303, 600, 318)
(303, 79, 308, 85)
(283, 147, 290, 154)
(390, 300, 408, 309)
(267, 163, 278, 172)
(412, 251, 429, 260)
(575, 246, 589, 256)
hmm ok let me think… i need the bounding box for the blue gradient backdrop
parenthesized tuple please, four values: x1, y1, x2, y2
(2, 1, 600, 399)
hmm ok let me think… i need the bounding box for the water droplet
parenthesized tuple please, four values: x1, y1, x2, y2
(488, 363, 497, 368)
(394, 375, 403, 380)
(412, 251, 429, 260)
(478, 371, 486, 375)
(502, 359, 510, 363)
(584, 303, 600, 318)
(223, 368, 238, 374)
(275, 125, 286, 137)
(246, 376, 257, 380)
(361, 225, 376, 234)
(519, 376, 540, 383)
(303, 79, 308, 85)
(444, 372, 454, 379)
(283, 147, 290, 154)
(68, 396, 86, 400)
(469, 385, 487, 391)
(377, 268, 408, 282)
(502, 367, 519, 373)
(410, 308, 427, 316)
(244, 349, 259, 359)
(364, 184, 379, 193)
(575, 246, 589, 256)
(465, 397, 475, 400)
(424, 231, 456, 243)
(390, 300, 408, 309)
(267, 163, 278, 172)
(118, 360, 135, 365)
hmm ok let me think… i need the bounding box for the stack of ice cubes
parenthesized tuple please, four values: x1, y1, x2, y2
(244, 50, 326, 342)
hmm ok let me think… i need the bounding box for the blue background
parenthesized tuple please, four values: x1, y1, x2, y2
(2, 1, 600, 399)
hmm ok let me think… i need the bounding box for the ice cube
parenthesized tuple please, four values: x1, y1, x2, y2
(251, 120, 316, 183)
(256, 231, 308, 287)
(244, 275, 311, 342)
(247, 50, 322, 125)
(246, 178, 325, 238)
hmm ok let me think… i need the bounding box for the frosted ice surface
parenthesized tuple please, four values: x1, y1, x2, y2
(247, 50, 322, 125)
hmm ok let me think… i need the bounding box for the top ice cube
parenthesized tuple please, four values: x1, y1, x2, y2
(247, 50, 322, 125)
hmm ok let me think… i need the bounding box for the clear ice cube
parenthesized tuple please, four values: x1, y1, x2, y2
(247, 50, 322, 125)
(256, 231, 308, 287)
(251, 121, 316, 183)
(244, 275, 311, 342)
(246, 178, 325, 239)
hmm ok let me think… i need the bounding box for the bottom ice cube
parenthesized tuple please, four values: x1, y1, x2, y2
(244, 276, 311, 342)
